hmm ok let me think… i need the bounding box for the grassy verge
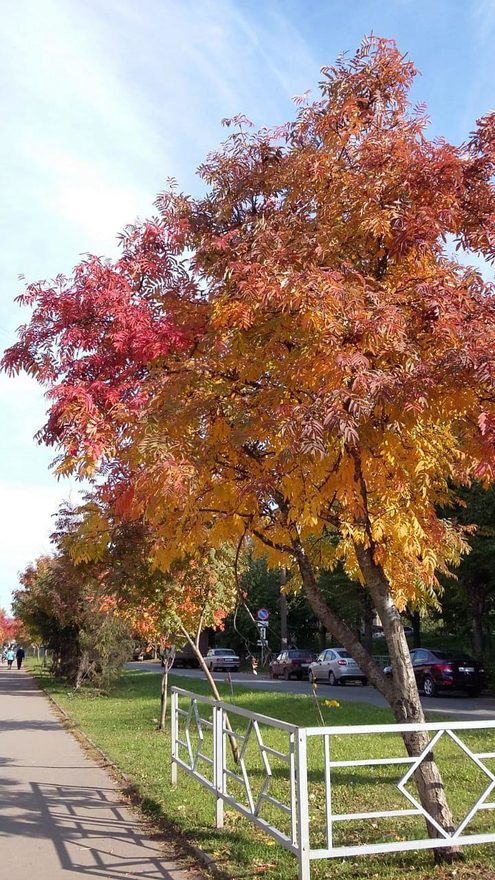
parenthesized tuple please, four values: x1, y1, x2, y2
(29, 662, 495, 880)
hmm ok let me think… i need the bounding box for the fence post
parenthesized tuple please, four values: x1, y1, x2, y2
(171, 689, 178, 785)
(213, 704, 225, 829)
(295, 728, 311, 880)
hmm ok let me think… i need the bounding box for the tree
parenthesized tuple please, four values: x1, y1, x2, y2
(14, 553, 131, 689)
(5, 36, 495, 856)
(66, 506, 239, 741)
(0, 609, 19, 645)
(439, 484, 495, 658)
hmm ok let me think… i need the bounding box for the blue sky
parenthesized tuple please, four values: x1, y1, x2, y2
(1, 0, 494, 611)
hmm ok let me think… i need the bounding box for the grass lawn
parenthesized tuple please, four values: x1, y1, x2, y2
(28, 662, 495, 880)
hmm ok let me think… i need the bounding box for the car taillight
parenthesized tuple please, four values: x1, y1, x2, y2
(432, 663, 453, 674)
(338, 659, 347, 666)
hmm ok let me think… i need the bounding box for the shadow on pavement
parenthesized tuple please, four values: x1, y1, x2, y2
(0, 780, 192, 879)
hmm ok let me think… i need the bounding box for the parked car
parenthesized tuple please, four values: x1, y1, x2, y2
(384, 648, 485, 697)
(169, 649, 200, 669)
(167, 632, 209, 668)
(270, 649, 316, 680)
(309, 648, 368, 686)
(204, 648, 240, 672)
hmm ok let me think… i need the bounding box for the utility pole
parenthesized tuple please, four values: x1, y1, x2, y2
(280, 567, 288, 651)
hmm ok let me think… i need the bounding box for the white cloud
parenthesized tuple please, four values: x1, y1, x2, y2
(33, 146, 150, 247)
(0, 482, 81, 611)
(0, 0, 319, 613)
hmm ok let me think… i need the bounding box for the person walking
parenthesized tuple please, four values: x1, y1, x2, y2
(16, 646, 25, 670)
(6, 647, 15, 669)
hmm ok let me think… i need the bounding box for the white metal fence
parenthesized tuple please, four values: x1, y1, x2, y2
(171, 686, 495, 880)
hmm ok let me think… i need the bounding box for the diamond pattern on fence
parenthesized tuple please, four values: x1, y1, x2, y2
(177, 698, 214, 782)
(398, 729, 495, 839)
(224, 718, 287, 817)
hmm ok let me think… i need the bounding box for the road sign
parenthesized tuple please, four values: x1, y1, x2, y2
(257, 608, 270, 621)
(257, 625, 267, 640)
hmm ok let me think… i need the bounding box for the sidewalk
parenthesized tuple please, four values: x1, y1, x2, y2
(0, 666, 204, 879)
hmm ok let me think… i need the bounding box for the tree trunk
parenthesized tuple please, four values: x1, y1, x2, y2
(362, 591, 374, 655)
(292, 537, 462, 862)
(159, 667, 168, 729)
(179, 626, 240, 763)
(468, 583, 485, 657)
(159, 648, 175, 731)
(411, 610, 422, 649)
(279, 568, 289, 651)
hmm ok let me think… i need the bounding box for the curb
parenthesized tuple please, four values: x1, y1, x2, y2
(29, 670, 230, 880)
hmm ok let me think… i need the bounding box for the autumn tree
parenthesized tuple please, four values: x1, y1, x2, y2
(5, 36, 495, 855)
(0, 609, 19, 646)
(14, 553, 131, 688)
(65, 504, 239, 729)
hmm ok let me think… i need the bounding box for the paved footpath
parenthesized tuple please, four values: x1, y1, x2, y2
(0, 666, 204, 880)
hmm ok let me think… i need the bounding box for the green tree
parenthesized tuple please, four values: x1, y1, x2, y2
(440, 484, 495, 658)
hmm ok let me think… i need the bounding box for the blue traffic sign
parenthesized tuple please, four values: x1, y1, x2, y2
(257, 607, 270, 621)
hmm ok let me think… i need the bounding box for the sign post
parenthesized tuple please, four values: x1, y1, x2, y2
(256, 609, 270, 666)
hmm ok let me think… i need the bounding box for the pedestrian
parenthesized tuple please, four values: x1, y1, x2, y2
(16, 646, 25, 670)
(6, 647, 15, 669)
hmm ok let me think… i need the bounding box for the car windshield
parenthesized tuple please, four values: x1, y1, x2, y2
(335, 650, 351, 658)
(215, 649, 235, 655)
(288, 650, 312, 658)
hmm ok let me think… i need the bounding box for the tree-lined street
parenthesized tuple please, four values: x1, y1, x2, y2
(128, 661, 495, 722)
(3, 10, 495, 878)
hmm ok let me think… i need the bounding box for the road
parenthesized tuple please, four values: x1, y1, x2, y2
(127, 661, 495, 721)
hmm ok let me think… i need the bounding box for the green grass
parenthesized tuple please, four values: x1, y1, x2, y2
(29, 662, 495, 880)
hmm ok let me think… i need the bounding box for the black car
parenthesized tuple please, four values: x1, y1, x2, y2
(385, 648, 485, 697)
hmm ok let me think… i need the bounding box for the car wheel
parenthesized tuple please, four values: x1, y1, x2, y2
(423, 675, 437, 697)
(329, 671, 337, 686)
(466, 687, 481, 698)
(233, 667, 239, 673)
(362, 678, 368, 686)
(284, 668, 290, 681)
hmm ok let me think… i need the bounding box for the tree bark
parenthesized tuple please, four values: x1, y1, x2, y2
(362, 591, 374, 655)
(159, 648, 175, 730)
(279, 568, 289, 651)
(291, 537, 462, 862)
(468, 583, 485, 657)
(159, 668, 168, 729)
(179, 625, 240, 763)
(411, 610, 422, 649)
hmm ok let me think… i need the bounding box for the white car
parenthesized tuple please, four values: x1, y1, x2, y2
(205, 648, 240, 672)
(309, 648, 368, 686)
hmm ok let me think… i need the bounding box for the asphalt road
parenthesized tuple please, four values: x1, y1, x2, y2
(127, 661, 495, 721)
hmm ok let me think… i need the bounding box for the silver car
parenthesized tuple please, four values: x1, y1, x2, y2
(205, 648, 240, 672)
(309, 648, 367, 686)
